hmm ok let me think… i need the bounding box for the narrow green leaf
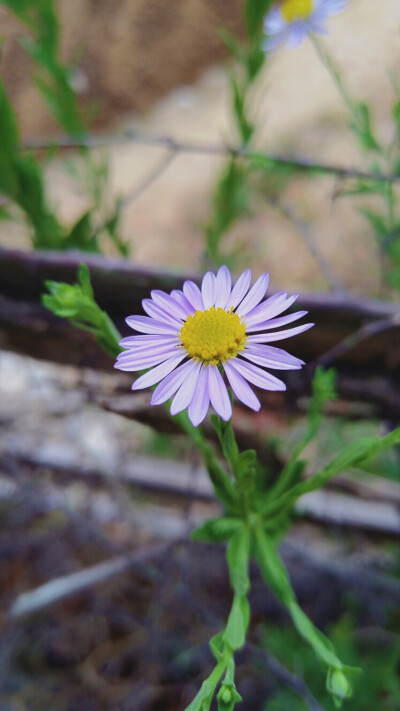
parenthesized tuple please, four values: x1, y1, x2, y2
(225, 594, 250, 650)
(226, 527, 250, 596)
(191, 517, 241, 543)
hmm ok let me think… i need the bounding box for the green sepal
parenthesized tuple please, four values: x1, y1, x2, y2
(326, 666, 362, 708)
(217, 681, 242, 711)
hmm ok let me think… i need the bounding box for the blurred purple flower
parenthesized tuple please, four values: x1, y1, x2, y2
(263, 0, 348, 50)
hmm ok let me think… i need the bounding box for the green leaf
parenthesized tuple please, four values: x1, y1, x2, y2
(225, 594, 250, 650)
(254, 527, 295, 605)
(77, 262, 94, 299)
(235, 449, 256, 479)
(0, 78, 19, 151)
(222, 425, 239, 465)
(210, 631, 225, 662)
(261, 427, 400, 520)
(41, 265, 121, 358)
(226, 527, 250, 596)
(231, 77, 254, 144)
(66, 211, 100, 252)
(218, 29, 244, 63)
(360, 208, 390, 238)
(243, 0, 274, 39)
(191, 517, 241, 543)
(351, 101, 380, 152)
(202, 446, 238, 512)
(245, 44, 266, 81)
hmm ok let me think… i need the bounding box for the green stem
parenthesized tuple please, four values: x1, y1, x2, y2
(310, 34, 356, 118)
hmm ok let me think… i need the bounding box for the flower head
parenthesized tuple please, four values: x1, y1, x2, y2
(263, 0, 348, 50)
(115, 267, 313, 426)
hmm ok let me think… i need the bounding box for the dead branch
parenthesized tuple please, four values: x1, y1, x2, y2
(1, 249, 400, 418)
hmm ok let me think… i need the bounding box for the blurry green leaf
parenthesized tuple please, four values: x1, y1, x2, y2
(225, 594, 250, 650)
(351, 102, 380, 152)
(231, 77, 254, 144)
(360, 208, 390, 238)
(218, 29, 244, 63)
(0, 203, 11, 220)
(0, 77, 19, 151)
(243, 0, 274, 39)
(42, 264, 121, 357)
(235, 449, 256, 479)
(77, 262, 94, 299)
(226, 526, 250, 596)
(262, 427, 400, 522)
(103, 198, 130, 257)
(202, 446, 238, 513)
(222, 424, 240, 465)
(268, 368, 336, 501)
(245, 44, 266, 81)
(1, 0, 85, 137)
(66, 211, 100, 252)
(205, 157, 251, 264)
(191, 517, 241, 543)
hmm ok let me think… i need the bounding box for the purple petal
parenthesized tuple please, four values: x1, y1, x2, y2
(223, 361, 261, 412)
(245, 293, 298, 329)
(247, 323, 314, 343)
(201, 272, 216, 309)
(214, 266, 232, 308)
(151, 359, 197, 405)
(255, 310, 308, 331)
(170, 290, 195, 316)
(116, 339, 180, 363)
(208, 365, 232, 421)
(115, 344, 179, 371)
(230, 358, 286, 391)
(245, 343, 304, 367)
(236, 273, 269, 317)
(188, 366, 210, 426)
(119, 335, 179, 348)
(242, 345, 303, 370)
(183, 280, 204, 311)
(142, 299, 183, 327)
(151, 290, 190, 320)
(131, 353, 186, 390)
(126, 315, 179, 335)
(170, 361, 202, 415)
(227, 269, 252, 310)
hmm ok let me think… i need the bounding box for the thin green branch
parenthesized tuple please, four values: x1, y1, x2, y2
(19, 131, 400, 184)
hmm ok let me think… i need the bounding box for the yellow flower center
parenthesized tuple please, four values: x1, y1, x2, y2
(281, 0, 313, 22)
(180, 307, 246, 365)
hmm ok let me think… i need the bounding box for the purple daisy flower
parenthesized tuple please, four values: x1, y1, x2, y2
(263, 0, 348, 50)
(115, 267, 313, 426)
